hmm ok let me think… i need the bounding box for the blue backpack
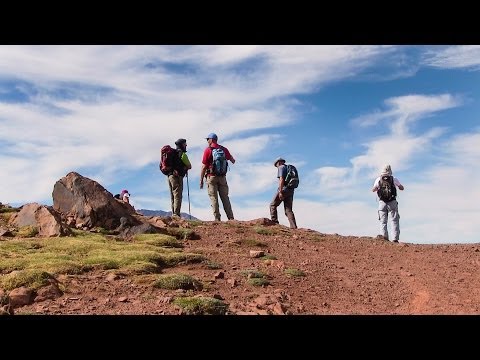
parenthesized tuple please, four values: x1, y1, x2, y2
(210, 146, 228, 176)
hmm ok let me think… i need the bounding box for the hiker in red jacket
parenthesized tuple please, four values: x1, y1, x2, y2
(200, 133, 236, 221)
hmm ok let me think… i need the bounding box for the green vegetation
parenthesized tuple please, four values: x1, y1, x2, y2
(247, 278, 270, 287)
(0, 230, 206, 290)
(133, 234, 183, 248)
(165, 228, 200, 240)
(186, 220, 203, 227)
(16, 226, 39, 238)
(240, 269, 267, 279)
(261, 254, 277, 260)
(0, 270, 52, 291)
(0, 207, 19, 214)
(203, 260, 222, 270)
(284, 268, 306, 277)
(154, 274, 202, 290)
(310, 234, 327, 242)
(254, 227, 274, 236)
(241, 238, 268, 248)
(173, 296, 228, 315)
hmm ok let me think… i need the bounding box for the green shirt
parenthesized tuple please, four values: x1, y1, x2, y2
(180, 152, 191, 168)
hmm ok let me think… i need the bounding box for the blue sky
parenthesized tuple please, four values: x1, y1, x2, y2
(1, 45, 479, 244)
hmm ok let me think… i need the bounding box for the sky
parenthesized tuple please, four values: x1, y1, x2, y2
(0, 45, 479, 244)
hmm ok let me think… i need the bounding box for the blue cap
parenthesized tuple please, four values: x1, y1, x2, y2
(205, 133, 218, 140)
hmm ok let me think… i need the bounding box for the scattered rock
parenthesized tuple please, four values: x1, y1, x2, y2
(250, 250, 265, 258)
(9, 287, 34, 308)
(227, 278, 237, 288)
(213, 271, 224, 279)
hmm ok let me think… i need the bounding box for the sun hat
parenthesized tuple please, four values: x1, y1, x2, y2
(274, 157, 286, 167)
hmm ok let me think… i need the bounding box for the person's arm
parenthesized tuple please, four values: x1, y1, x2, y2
(278, 166, 286, 199)
(394, 178, 404, 191)
(181, 153, 192, 170)
(371, 178, 379, 192)
(200, 164, 207, 189)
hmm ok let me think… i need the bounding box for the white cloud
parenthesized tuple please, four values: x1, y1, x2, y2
(423, 45, 480, 70)
(0, 45, 392, 205)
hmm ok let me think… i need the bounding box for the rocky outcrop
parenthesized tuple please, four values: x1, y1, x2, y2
(8, 203, 71, 237)
(52, 172, 140, 230)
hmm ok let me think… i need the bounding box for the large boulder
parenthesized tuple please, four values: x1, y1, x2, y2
(52, 172, 139, 230)
(8, 203, 71, 237)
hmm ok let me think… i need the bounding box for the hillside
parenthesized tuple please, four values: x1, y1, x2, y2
(3, 218, 480, 315)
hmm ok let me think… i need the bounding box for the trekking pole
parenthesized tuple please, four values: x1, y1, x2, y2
(186, 173, 192, 220)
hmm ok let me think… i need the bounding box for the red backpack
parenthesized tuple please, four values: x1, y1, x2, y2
(159, 145, 185, 176)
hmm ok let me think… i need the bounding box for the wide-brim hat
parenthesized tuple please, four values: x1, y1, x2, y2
(274, 157, 286, 167)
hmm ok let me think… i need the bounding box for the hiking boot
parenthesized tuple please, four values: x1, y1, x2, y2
(392, 240, 399, 243)
(376, 235, 388, 241)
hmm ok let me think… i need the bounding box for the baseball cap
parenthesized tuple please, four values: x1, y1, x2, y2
(205, 133, 218, 140)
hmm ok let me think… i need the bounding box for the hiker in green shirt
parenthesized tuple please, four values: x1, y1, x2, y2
(168, 138, 191, 217)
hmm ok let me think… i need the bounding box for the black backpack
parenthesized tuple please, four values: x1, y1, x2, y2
(377, 175, 396, 202)
(284, 164, 299, 189)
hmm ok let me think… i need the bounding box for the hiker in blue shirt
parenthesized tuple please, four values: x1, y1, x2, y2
(270, 157, 297, 229)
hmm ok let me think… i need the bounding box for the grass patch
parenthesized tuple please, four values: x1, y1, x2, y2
(0, 207, 19, 213)
(247, 278, 270, 287)
(254, 227, 273, 236)
(284, 268, 306, 277)
(133, 234, 183, 248)
(166, 228, 200, 240)
(240, 269, 267, 279)
(261, 254, 277, 260)
(16, 226, 38, 238)
(311, 234, 327, 242)
(203, 260, 222, 270)
(173, 296, 228, 315)
(241, 238, 268, 248)
(0, 269, 52, 290)
(154, 274, 202, 290)
(186, 220, 203, 227)
(0, 232, 206, 286)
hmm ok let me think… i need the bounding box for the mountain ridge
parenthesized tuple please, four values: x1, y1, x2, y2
(136, 209, 200, 221)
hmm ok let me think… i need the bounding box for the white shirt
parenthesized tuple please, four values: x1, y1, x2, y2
(372, 176, 402, 190)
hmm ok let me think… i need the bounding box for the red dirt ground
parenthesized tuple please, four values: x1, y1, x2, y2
(11, 219, 480, 315)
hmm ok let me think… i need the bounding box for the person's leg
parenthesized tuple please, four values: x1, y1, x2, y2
(283, 190, 297, 229)
(217, 176, 234, 220)
(207, 176, 221, 221)
(168, 175, 175, 215)
(171, 176, 183, 216)
(389, 200, 400, 241)
(378, 201, 389, 240)
(270, 193, 282, 224)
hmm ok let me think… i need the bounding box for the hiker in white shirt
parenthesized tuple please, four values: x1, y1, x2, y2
(371, 165, 404, 242)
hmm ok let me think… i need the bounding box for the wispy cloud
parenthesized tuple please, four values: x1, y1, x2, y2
(423, 45, 480, 70)
(0, 45, 393, 204)
(313, 93, 460, 194)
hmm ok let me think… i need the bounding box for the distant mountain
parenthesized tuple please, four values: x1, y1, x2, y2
(137, 209, 200, 221)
